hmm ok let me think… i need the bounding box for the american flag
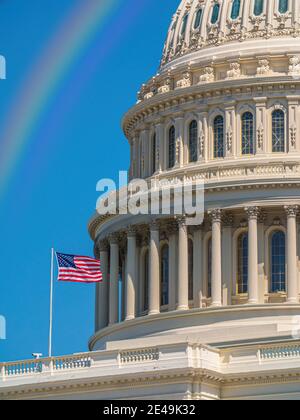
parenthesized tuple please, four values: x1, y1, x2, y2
(56, 253, 102, 283)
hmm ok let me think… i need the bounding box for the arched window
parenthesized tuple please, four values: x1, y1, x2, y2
(143, 251, 149, 311)
(168, 126, 176, 168)
(152, 133, 156, 174)
(213, 115, 224, 158)
(271, 231, 286, 292)
(242, 112, 254, 155)
(161, 245, 169, 306)
(279, 0, 288, 14)
(188, 239, 194, 301)
(272, 109, 285, 152)
(189, 120, 198, 163)
(254, 0, 264, 16)
(181, 14, 189, 37)
(231, 0, 241, 19)
(211, 3, 220, 24)
(237, 233, 248, 294)
(194, 8, 203, 29)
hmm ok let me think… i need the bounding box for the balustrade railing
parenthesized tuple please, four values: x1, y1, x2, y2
(0, 354, 92, 381)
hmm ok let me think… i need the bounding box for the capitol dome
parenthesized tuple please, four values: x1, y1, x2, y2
(161, 0, 300, 69)
(88, 0, 300, 400)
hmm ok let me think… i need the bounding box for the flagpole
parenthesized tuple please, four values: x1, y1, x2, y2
(48, 248, 55, 358)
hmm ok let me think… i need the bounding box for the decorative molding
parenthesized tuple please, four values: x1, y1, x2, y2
(119, 348, 159, 364)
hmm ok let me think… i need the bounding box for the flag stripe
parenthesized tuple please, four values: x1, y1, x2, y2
(56, 252, 103, 284)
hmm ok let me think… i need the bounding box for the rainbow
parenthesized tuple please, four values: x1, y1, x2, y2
(0, 0, 148, 200)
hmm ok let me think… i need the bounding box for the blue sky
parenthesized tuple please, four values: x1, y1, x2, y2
(0, 0, 177, 362)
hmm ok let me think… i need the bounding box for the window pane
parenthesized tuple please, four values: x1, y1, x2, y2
(213, 116, 224, 158)
(189, 120, 198, 163)
(271, 231, 286, 292)
(279, 0, 288, 13)
(254, 0, 264, 16)
(231, 0, 241, 19)
(211, 4, 220, 24)
(272, 110, 285, 152)
(237, 233, 248, 294)
(194, 8, 203, 29)
(242, 112, 254, 155)
(181, 14, 189, 36)
(168, 126, 176, 168)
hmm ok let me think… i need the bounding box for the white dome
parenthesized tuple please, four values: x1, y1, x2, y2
(161, 0, 300, 68)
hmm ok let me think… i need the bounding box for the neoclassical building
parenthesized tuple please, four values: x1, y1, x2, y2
(2, 0, 300, 400)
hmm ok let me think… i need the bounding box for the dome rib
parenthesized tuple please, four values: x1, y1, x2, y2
(161, 0, 300, 69)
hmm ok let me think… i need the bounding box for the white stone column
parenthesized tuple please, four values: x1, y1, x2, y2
(126, 227, 137, 320)
(109, 234, 119, 325)
(258, 212, 266, 303)
(222, 214, 233, 306)
(95, 240, 109, 331)
(168, 222, 177, 311)
(193, 228, 203, 308)
(177, 218, 189, 311)
(246, 207, 259, 304)
(149, 221, 160, 315)
(285, 206, 299, 304)
(210, 209, 222, 307)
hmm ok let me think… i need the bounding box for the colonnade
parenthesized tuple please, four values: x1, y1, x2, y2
(95, 205, 300, 331)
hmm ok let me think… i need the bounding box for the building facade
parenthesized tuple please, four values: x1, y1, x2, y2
(2, 0, 300, 400)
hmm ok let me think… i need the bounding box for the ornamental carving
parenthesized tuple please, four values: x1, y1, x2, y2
(226, 126, 233, 152)
(226, 62, 241, 79)
(176, 71, 192, 89)
(199, 129, 205, 156)
(257, 124, 264, 150)
(208, 209, 222, 223)
(99, 239, 109, 252)
(198, 67, 214, 84)
(288, 56, 300, 76)
(222, 212, 234, 227)
(158, 78, 172, 94)
(257, 59, 270, 76)
(284, 205, 299, 217)
(290, 124, 297, 148)
(245, 206, 260, 220)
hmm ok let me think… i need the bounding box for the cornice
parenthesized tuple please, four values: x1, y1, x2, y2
(88, 176, 300, 240)
(3, 364, 300, 400)
(122, 76, 300, 139)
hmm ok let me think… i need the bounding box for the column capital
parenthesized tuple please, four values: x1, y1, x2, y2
(258, 210, 267, 224)
(149, 219, 160, 232)
(165, 220, 178, 236)
(127, 225, 137, 237)
(99, 239, 109, 252)
(108, 233, 119, 245)
(222, 212, 234, 227)
(285, 205, 299, 218)
(245, 206, 260, 220)
(208, 209, 222, 223)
